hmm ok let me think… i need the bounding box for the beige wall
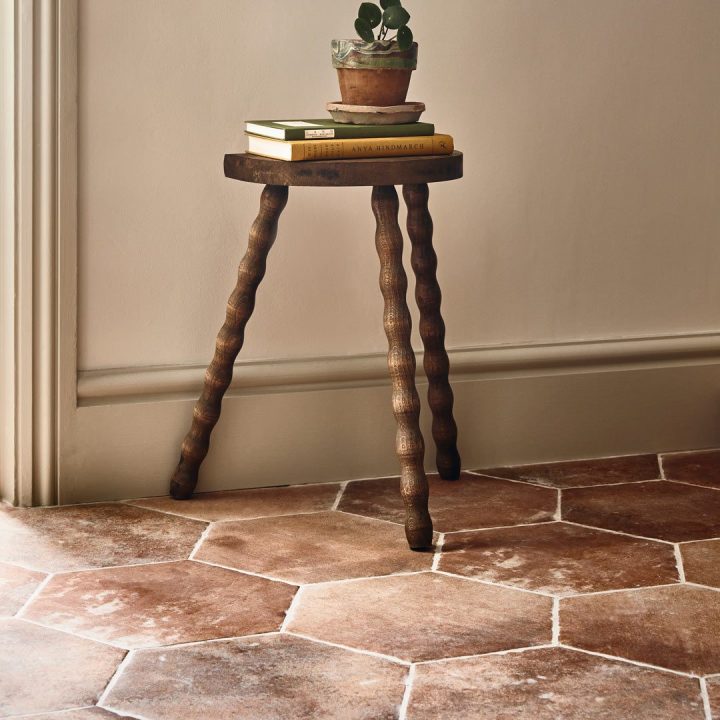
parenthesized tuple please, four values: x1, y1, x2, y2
(78, 0, 720, 371)
(6, 0, 720, 505)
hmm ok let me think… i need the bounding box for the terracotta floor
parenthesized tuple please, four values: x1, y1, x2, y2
(2, 448, 720, 719)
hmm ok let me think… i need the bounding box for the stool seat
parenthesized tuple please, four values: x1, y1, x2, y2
(224, 152, 463, 187)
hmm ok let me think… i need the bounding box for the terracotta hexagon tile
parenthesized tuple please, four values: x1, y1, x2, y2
(661, 449, 720, 490)
(287, 572, 552, 661)
(439, 522, 678, 596)
(707, 676, 720, 720)
(681, 539, 720, 587)
(338, 473, 556, 532)
(0, 618, 125, 716)
(0, 503, 206, 572)
(0, 561, 46, 616)
(561, 585, 720, 674)
(129, 482, 341, 522)
(562, 481, 720, 541)
(193, 511, 433, 583)
(25, 710, 121, 719)
(478, 453, 660, 489)
(408, 647, 705, 720)
(21, 560, 296, 649)
(102, 633, 406, 720)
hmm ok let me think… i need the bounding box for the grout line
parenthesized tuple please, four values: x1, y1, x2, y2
(566, 582, 681, 599)
(116, 630, 281, 652)
(679, 537, 720, 546)
(14, 573, 55, 617)
(52, 559, 188, 577)
(99, 704, 151, 720)
(13, 615, 125, 649)
(125, 503, 336, 524)
(432, 569, 553, 598)
(10, 707, 100, 719)
(561, 520, 676, 545)
(397, 664, 416, 720)
(284, 630, 410, 666)
(187, 524, 214, 560)
(658, 454, 666, 479)
(554, 489, 562, 520)
(443, 520, 558, 536)
(463, 469, 553, 489)
(279, 586, 304, 632)
(464, 470, 663, 491)
(684, 582, 720, 594)
(431, 533, 445, 571)
(700, 677, 713, 720)
(210, 509, 344, 526)
(557, 644, 697, 678)
(333, 509, 404, 527)
(330, 481, 349, 511)
(413, 643, 556, 666)
(674, 544, 687, 583)
(552, 597, 560, 644)
(189, 558, 298, 587)
(299, 570, 429, 589)
(96, 650, 133, 708)
(664, 479, 720, 492)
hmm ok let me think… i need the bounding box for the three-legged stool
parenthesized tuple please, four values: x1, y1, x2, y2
(169, 152, 463, 550)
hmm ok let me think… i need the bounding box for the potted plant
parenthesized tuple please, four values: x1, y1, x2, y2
(331, 0, 418, 107)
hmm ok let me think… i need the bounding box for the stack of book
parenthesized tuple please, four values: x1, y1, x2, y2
(245, 118, 453, 162)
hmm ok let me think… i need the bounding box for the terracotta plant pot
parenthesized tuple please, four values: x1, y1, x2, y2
(331, 39, 418, 107)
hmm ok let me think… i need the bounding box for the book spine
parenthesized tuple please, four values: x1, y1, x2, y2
(293, 134, 453, 160)
(288, 123, 435, 140)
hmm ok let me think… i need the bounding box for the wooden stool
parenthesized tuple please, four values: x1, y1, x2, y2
(169, 152, 464, 550)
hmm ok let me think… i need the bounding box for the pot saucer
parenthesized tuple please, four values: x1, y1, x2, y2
(326, 101, 425, 125)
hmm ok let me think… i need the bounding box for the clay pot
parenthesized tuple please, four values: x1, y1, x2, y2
(331, 39, 418, 107)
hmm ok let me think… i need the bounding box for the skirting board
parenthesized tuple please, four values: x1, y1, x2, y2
(59, 334, 720, 505)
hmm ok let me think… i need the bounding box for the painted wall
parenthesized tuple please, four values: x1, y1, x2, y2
(6, 0, 715, 504)
(77, 0, 720, 371)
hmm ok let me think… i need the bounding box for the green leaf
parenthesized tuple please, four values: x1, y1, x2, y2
(397, 24, 413, 51)
(354, 17, 376, 42)
(358, 2, 382, 28)
(382, 5, 410, 29)
(380, 0, 400, 8)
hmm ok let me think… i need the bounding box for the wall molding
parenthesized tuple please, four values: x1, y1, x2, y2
(77, 331, 720, 406)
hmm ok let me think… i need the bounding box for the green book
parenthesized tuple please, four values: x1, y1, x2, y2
(245, 118, 435, 141)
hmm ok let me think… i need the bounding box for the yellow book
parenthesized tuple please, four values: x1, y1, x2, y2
(246, 133, 453, 161)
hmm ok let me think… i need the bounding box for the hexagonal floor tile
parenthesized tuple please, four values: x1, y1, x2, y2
(129, 482, 341, 522)
(25, 710, 120, 719)
(439, 522, 678, 596)
(478, 453, 660, 489)
(707, 676, 720, 720)
(287, 572, 552, 661)
(661, 449, 720, 490)
(0, 618, 124, 716)
(102, 633, 406, 719)
(0, 561, 46, 616)
(681, 539, 720, 588)
(562, 481, 720, 541)
(193, 511, 433, 584)
(408, 647, 705, 720)
(561, 585, 720, 674)
(22, 560, 295, 649)
(0, 503, 206, 572)
(338, 473, 556, 532)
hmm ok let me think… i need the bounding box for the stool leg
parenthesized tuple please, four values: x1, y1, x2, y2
(403, 183, 461, 481)
(372, 185, 433, 550)
(170, 184, 289, 499)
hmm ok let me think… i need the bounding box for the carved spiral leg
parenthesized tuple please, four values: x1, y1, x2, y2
(372, 185, 433, 550)
(404, 183, 461, 480)
(170, 184, 289, 499)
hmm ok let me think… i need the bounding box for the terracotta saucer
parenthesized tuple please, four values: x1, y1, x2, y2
(326, 101, 425, 125)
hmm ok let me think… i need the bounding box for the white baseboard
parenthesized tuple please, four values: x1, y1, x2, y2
(56, 332, 720, 505)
